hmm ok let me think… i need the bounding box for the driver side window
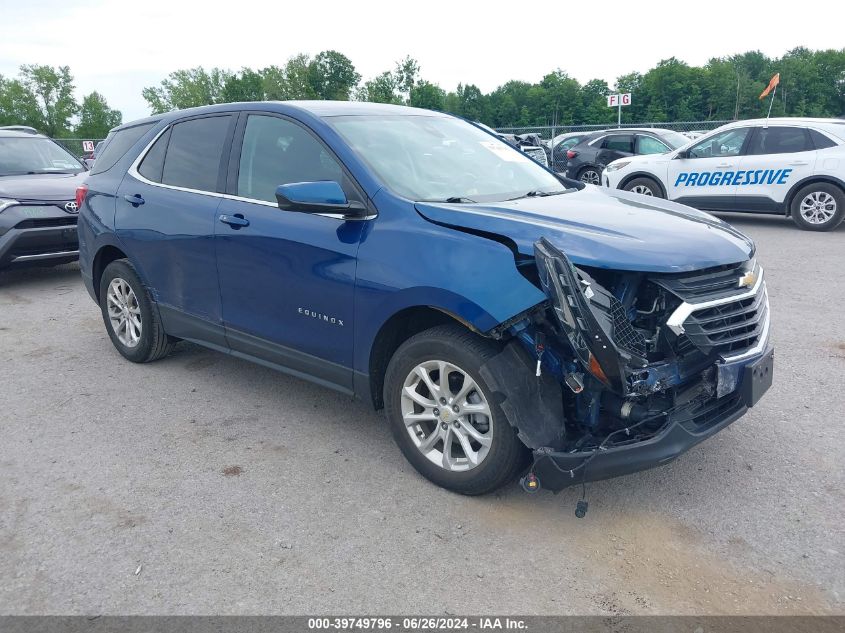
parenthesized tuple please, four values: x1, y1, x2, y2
(689, 128, 750, 159)
(237, 115, 345, 204)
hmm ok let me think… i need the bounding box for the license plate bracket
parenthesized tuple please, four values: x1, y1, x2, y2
(741, 347, 774, 407)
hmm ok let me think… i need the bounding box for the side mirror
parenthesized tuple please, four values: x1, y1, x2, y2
(275, 181, 366, 217)
(675, 149, 690, 159)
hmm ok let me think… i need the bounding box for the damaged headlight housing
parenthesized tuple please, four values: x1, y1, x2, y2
(534, 238, 648, 394)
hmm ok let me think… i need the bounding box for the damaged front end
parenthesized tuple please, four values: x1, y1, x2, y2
(481, 238, 774, 492)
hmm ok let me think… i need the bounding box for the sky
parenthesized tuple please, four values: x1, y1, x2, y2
(1, 0, 843, 123)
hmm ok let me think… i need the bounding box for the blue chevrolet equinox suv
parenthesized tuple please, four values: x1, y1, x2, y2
(77, 102, 773, 496)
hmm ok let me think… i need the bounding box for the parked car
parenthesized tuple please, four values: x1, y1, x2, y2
(0, 127, 87, 270)
(82, 141, 105, 169)
(565, 128, 690, 185)
(499, 133, 550, 168)
(603, 117, 845, 231)
(77, 102, 773, 496)
(548, 131, 594, 173)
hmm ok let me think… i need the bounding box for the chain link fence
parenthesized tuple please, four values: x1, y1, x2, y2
(495, 120, 732, 142)
(52, 138, 106, 157)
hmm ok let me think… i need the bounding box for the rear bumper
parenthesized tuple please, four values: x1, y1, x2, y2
(0, 208, 79, 268)
(532, 347, 773, 491)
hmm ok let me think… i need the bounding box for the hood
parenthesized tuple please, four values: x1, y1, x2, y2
(0, 172, 88, 201)
(415, 185, 754, 273)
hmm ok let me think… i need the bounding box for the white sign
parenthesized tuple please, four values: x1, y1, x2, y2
(607, 93, 632, 108)
(82, 140, 95, 152)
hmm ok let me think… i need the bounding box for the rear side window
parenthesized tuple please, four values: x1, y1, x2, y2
(747, 127, 812, 155)
(603, 134, 634, 153)
(90, 122, 157, 175)
(809, 129, 837, 150)
(138, 127, 171, 182)
(161, 116, 233, 192)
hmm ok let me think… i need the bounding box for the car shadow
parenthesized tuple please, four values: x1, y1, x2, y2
(713, 211, 845, 232)
(0, 262, 82, 290)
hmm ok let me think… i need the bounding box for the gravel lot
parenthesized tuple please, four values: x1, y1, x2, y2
(1, 213, 843, 615)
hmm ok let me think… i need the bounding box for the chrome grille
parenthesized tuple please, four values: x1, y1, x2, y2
(665, 264, 770, 361)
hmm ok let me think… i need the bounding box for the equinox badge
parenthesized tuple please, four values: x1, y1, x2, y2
(298, 307, 344, 326)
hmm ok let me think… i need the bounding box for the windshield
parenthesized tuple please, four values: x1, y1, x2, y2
(0, 137, 85, 175)
(660, 131, 691, 149)
(329, 115, 568, 202)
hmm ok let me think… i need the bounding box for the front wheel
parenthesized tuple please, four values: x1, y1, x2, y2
(790, 183, 845, 231)
(623, 176, 664, 198)
(384, 325, 528, 495)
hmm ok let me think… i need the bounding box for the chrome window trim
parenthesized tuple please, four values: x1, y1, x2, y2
(126, 123, 374, 221)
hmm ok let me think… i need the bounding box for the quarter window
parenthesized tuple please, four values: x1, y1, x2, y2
(90, 122, 157, 175)
(746, 127, 812, 155)
(688, 128, 750, 158)
(636, 135, 670, 155)
(809, 129, 836, 150)
(237, 115, 345, 204)
(160, 116, 233, 192)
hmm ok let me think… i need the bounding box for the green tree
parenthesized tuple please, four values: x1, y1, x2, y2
(309, 50, 360, 100)
(0, 75, 44, 129)
(283, 54, 318, 100)
(409, 80, 445, 111)
(357, 71, 401, 104)
(142, 67, 231, 113)
(18, 64, 78, 136)
(393, 56, 420, 103)
(222, 69, 265, 103)
(75, 92, 122, 139)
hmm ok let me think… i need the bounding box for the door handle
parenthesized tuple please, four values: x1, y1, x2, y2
(789, 161, 809, 166)
(219, 213, 249, 228)
(715, 163, 732, 169)
(124, 194, 145, 206)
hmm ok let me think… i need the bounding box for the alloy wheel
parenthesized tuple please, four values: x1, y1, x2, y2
(580, 169, 600, 185)
(631, 184, 654, 196)
(400, 360, 493, 472)
(799, 191, 837, 225)
(106, 277, 142, 348)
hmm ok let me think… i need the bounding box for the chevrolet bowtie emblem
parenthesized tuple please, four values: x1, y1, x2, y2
(738, 271, 757, 288)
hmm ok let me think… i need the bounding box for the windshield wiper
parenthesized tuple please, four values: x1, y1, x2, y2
(419, 196, 477, 203)
(506, 189, 571, 201)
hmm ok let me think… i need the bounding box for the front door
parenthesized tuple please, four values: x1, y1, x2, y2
(214, 113, 366, 392)
(666, 126, 752, 210)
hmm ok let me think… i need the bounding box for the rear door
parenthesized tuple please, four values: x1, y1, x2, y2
(665, 126, 752, 210)
(594, 133, 634, 170)
(635, 134, 671, 156)
(735, 126, 817, 210)
(116, 114, 236, 345)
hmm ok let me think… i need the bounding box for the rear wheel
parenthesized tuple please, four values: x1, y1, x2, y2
(790, 183, 845, 231)
(578, 166, 601, 185)
(99, 259, 175, 363)
(384, 325, 527, 495)
(624, 176, 664, 198)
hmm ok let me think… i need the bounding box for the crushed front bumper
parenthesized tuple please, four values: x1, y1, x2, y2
(531, 346, 773, 491)
(0, 204, 79, 269)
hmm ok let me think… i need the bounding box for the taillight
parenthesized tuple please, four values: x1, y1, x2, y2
(566, 150, 578, 160)
(75, 184, 88, 209)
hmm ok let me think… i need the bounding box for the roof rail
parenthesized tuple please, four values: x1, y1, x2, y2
(0, 125, 39, 134)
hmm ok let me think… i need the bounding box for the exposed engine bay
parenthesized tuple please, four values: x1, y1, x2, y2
(480, 238, 772, 492)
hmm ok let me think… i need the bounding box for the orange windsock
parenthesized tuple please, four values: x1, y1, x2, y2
(759, 73, 780, 99)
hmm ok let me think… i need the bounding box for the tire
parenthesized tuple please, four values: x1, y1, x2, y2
(384, 324, 528, 495)
(578, 166, 601, 185)
(790, 183, 845, 232)
(623, 176, 664, 198)
(98, 259, 174, 363)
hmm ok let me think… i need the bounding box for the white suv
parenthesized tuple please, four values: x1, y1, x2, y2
(603, 118, 845, 231)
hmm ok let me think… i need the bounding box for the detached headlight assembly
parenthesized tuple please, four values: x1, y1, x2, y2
(605, 161, 631, 173)
(0, 198, 18, 213)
